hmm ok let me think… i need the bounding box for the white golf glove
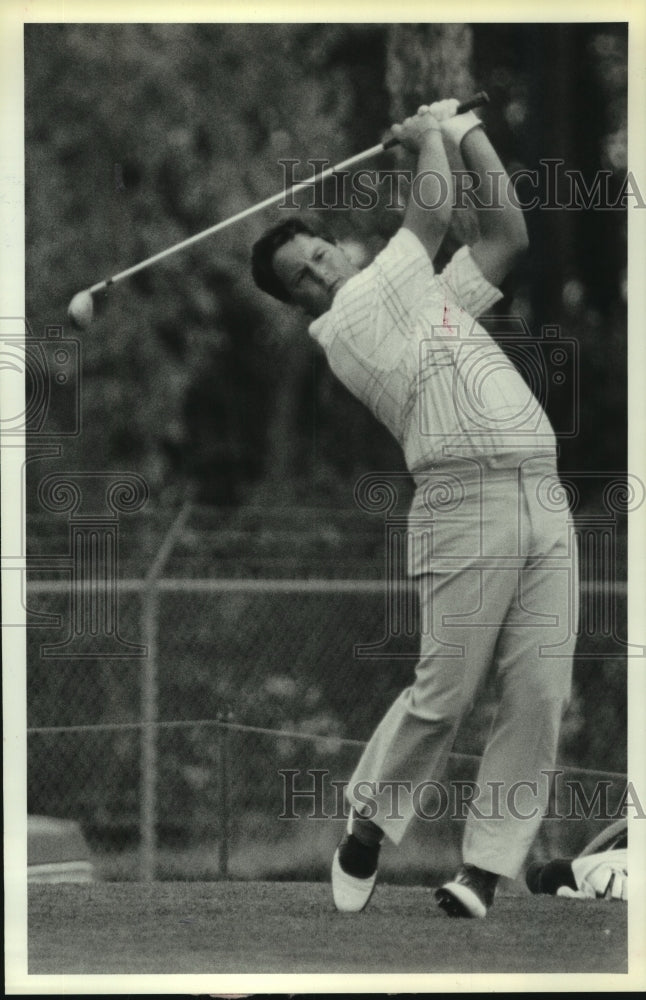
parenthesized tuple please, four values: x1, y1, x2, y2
(556, 848, 628, 900)
(417, 99, 483, 148)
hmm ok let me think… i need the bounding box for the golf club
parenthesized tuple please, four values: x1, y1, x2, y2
(67, 92, 489, 329)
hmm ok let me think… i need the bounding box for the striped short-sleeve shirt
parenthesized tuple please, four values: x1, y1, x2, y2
(309, 227, 556, 471)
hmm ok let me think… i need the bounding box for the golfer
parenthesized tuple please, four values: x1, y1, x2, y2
(252, 100, 577, 918)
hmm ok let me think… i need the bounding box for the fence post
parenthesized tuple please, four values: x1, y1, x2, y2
(217, 716, 230, 879)
(140, 586, 158, 882)
(138, 500, 192, 881)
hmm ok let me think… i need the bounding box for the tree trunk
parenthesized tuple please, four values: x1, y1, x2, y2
(254, 323, 312, 506)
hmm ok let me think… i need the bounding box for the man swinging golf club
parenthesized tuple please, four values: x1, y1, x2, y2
(251, 99, 577, 918)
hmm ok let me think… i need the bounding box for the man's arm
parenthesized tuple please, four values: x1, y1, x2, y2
(448, 116, 529, 286)
(390, 108, 453, 261)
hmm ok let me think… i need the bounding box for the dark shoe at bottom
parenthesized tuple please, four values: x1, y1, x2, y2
(436, 863, 498, 918)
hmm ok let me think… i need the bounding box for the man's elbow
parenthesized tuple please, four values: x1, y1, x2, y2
(404, 204, 453, 259)
(473, 227, 528, 286)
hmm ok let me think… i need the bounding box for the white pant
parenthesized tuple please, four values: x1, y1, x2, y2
(347, 455, 578, 878)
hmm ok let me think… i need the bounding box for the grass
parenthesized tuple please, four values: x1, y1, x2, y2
(28, 880, 627, 976)
(91, 831, 460, 883)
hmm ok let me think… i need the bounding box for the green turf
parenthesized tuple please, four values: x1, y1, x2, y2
(28, 881, 627, 975)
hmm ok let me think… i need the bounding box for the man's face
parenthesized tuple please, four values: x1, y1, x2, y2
(272, 233, 360, 318)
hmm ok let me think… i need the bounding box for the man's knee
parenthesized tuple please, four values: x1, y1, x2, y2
(402, 678, 473, 728)
(502, 664, 572, 716)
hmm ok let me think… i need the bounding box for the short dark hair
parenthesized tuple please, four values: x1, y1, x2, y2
(251, 218, 333, 302)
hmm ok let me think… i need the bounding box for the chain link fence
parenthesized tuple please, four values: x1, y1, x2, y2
(26, 501, 629, 882)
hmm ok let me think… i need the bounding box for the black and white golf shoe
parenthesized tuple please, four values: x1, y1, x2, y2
(435, 863, 498, 918)
(331, 817, 380, 913)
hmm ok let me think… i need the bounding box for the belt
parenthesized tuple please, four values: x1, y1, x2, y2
(412, 451, 558, 487)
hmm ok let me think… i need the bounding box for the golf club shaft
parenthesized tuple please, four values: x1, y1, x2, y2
(88, 91, 488, 295)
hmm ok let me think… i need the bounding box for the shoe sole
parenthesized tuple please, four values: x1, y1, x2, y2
(436, 881, 487, 918)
